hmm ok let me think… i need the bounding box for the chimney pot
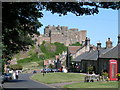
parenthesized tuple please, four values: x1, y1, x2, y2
(97, 41, 101, 50)
(106, 38, 112, 48)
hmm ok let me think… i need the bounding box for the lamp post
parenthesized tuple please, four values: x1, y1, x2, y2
(97, 41, 101, 74)
(43, 60, 44, 76)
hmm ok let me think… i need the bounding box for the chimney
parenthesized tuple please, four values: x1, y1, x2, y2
(106, 38, 112, 48)
(97, 41, 101, 50)
(118, 34, 120, 44)
(85, 37, 90, 46)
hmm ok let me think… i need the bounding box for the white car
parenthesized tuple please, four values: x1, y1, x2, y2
(0, 75, 4, 90)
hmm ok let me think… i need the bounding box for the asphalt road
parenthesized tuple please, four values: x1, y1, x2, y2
(3, 73, 54, 89)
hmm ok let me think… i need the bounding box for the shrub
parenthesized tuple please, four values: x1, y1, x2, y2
(87, 65, 93, 74)
(102, 72, 108, 77)
(117, 73, 120, 77)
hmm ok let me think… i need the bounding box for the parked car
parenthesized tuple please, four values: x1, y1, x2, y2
(51, 69, 59, 72)
(4, 73, 12, 81)
(33, 70, 37, 74)
(0, 75, 4, 90)
(41, 68, 52, 73)
(0, 75, 4, 84)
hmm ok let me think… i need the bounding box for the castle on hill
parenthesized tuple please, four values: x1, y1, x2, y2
(34, 25, 87, 46)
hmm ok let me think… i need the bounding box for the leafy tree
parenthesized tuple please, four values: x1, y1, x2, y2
(41, 2, 120, 16)
(2, 2, 120, 60)
(2, 2, 43, 60)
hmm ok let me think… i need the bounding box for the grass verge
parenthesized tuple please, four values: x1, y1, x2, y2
(31, 73, 85, 84)
(63, 81, 118, 88)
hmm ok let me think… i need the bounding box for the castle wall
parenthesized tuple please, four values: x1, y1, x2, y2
(51, 32, 65, 44)
(42, 25, 87, 46)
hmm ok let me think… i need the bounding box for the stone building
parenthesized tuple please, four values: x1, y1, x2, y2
(43, 25, 87, 46)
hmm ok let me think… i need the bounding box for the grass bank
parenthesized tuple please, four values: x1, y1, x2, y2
(63, 81, 118, 88)
(31, 73, 85, 84)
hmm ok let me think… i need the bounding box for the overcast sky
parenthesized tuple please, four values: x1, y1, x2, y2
(38, 8, 118, 47)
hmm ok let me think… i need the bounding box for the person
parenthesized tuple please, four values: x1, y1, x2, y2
(15, 70, 19, 79)
(12, 70, 16, 79)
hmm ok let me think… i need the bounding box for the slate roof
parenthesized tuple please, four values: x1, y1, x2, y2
(100, 44, 120, 58)
(73, 48, 112, 62)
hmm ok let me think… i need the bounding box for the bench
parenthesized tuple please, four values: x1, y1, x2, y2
(84, 74, 99, 82)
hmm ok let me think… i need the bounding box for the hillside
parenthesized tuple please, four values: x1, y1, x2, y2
(12, 41, 67, 73)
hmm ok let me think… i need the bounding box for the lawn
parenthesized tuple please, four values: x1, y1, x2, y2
(31, 73, 85, 84)
(63, 81, 118, 88)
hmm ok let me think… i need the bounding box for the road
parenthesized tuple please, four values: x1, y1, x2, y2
(3, 73, 54, 89)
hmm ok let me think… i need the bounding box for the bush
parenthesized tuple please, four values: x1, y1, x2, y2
(87, 65, 93, 74)
(102, 72, 108, 77)
(10, 64, 23, 70)
(102, 72, 108, 81)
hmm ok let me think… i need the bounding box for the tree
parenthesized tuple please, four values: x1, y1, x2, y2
(2, 2, 120, 60)
(41, 2, 120, 16)
(2, 2, 43, 60)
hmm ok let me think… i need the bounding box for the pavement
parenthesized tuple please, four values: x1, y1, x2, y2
(3, 73, 54, 89)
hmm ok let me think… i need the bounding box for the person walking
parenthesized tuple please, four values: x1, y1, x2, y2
(12, 70, 16, 79)
(16, 70, 19, 79)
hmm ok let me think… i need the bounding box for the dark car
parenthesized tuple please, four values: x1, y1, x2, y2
(4, 73, 12, 81)
(33, 70, 37, 74)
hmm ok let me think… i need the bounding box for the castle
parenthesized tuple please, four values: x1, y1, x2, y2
(34, 25, 87, 46)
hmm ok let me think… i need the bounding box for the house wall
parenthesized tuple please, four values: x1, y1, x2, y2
(81, 60, 97, 73)
(117, 59, 120, 73)
(98, 59, 109, 74)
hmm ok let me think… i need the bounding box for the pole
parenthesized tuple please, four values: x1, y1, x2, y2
(97, 50, 100, 74)
(43, 60, 44, 76)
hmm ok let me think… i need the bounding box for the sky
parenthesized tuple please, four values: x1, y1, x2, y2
(38, 8, 118, 47)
